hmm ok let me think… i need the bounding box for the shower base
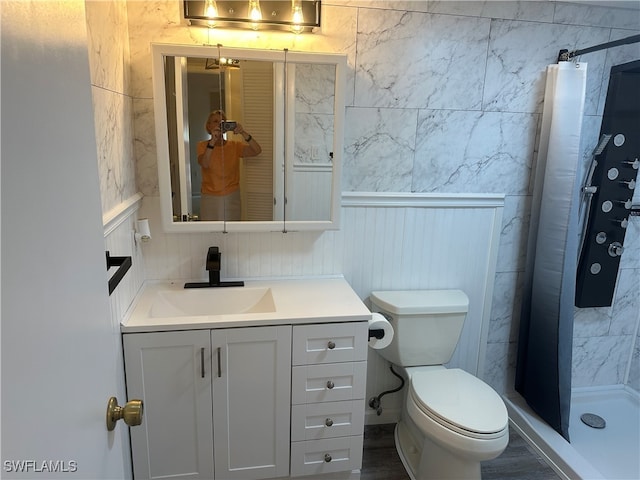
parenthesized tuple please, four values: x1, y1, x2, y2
(504, 386, 639, 480)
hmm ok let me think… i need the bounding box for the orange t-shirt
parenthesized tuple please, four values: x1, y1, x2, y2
(197, 140, 246, 196)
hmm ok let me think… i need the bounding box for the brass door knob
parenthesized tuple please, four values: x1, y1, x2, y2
(106, 397, 143, 431)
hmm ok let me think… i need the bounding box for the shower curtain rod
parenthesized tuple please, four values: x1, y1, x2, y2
(557, 34, 640, 62)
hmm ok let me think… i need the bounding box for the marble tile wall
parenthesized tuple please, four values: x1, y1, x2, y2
(88, 0, 640, 395)
(86, 0, 137, 215)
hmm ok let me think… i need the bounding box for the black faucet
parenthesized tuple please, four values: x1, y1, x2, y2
(206, 246, 221, 285)
(184, 246, 244, 288)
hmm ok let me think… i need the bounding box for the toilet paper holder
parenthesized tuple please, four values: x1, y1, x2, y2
(369, 328, 385, 339)
(368, 311, 394, 351)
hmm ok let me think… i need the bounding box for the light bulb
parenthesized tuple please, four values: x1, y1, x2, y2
(248, 0, 262, 30)
(290, 1, 304, 34)
(205, 0, 218, 27)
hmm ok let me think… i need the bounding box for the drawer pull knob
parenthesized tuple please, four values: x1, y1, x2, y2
(325, 418, 334, 427)
(327, 341, 336, 350)
(326, 380, 335, 389)
(324, 454, 332, 463)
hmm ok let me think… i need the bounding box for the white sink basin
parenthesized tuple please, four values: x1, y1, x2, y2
(121, 278, 373, 333)
(150, 287, 276, 318)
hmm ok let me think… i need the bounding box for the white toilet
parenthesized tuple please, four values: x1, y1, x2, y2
(370, 290, 509, 480)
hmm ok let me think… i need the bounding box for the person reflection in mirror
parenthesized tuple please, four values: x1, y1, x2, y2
(197, 110, 262, 221)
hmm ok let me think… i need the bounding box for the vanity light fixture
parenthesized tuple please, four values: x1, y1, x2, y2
(248, 0, 262, 30)
(204, 0, 219, 27)
(183, 0, 321, 33)
(290, 0, 304, 34)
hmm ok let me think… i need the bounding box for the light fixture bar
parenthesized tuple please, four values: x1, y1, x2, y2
(184, 0, 321, 32)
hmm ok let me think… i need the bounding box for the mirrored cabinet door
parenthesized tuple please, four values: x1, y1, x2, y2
(286, 62, 337, 224)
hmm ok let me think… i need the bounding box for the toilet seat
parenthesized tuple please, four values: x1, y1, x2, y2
(408, 368, 508, 440)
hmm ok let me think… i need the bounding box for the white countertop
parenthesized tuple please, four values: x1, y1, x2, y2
(121, 276, 371, 333)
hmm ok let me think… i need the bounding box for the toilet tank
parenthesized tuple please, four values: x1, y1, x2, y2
(370, 290, 469, 367)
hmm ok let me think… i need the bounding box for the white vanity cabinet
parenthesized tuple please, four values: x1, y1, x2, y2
(121, 278, 373, 480)
(123, 326, 292, 480)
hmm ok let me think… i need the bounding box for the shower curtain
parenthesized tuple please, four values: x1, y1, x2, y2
(516, 62, 587, 441)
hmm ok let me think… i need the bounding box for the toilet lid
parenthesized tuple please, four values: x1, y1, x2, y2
(409, 368, 507, 436)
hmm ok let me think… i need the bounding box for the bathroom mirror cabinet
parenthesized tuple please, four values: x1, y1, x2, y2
(151, 43, 347, 233)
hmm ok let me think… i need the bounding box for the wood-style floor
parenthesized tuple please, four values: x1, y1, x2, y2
(361, 424, 562, 480)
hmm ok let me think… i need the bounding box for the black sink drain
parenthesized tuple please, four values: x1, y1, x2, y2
(580, 413, 606, 429)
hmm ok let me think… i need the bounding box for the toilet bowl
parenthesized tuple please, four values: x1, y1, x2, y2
(403, 366, 508, 479)
(370, 290, 509, 480)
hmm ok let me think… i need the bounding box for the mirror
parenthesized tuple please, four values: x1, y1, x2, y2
(151, 43, 346, 232)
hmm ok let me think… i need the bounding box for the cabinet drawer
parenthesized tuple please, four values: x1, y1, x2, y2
(291, 400, 365, 442)
(292, 322, 368, 365)
(291, 362, 367, 405)
(290, 436, 363, 477)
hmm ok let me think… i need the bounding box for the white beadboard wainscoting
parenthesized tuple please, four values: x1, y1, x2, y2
(104, 193, 146, 326)
(112, 191, 504, 425)
(341, 193, 504, 423)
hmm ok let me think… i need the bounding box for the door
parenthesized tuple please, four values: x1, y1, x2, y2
(1, 2, 130, 478)
(212, 326, 292, 479)
(237, 60, 275, 221)
(124, 332, 214, 479)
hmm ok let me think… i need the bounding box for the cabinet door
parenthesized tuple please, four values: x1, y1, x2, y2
(211, 326, 291, 479)
(123, 331, 214, 480)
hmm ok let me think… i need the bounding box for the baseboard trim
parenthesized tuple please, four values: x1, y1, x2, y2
(365, 407, 401, 426)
